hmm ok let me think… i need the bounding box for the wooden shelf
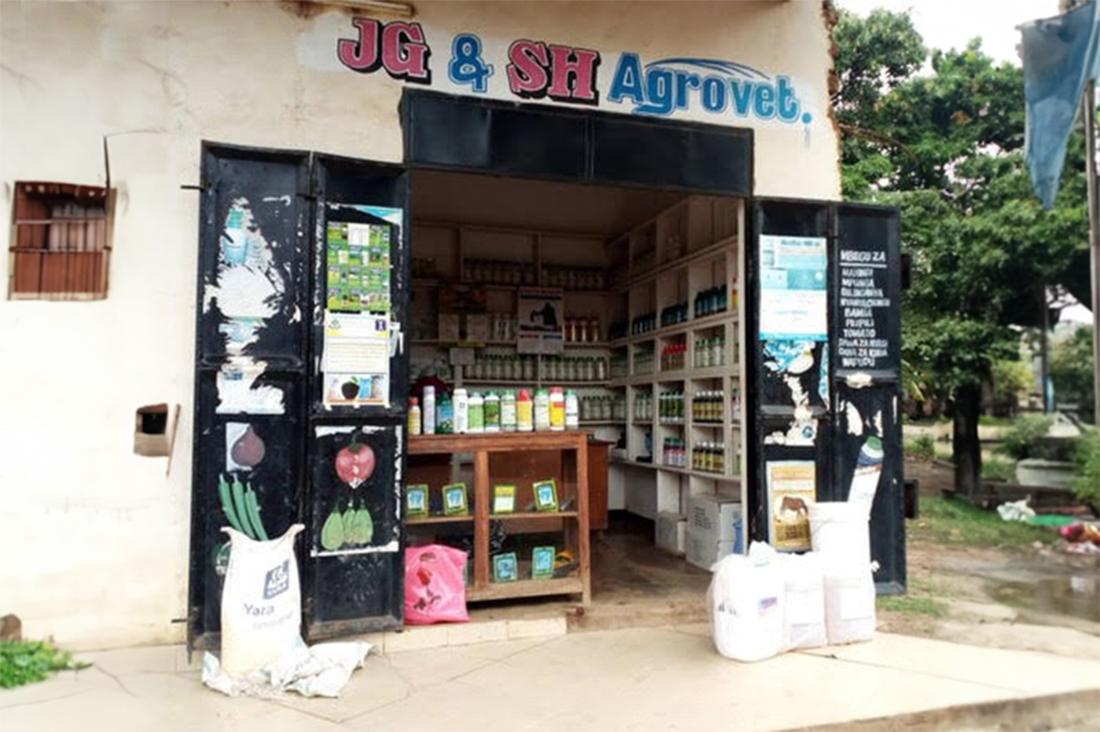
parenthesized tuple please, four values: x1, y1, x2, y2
(609, 310, 735, 348)
(612, 457, 740, 482)
(489, 510, 579, 521)
(407, 514, 474, 525)
(614, 235, 739, 291)
(466, 576, 583, 602)
(408, 432, 591, 606)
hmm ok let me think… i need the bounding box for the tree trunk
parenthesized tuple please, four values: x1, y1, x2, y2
(953, 384, 982, 500)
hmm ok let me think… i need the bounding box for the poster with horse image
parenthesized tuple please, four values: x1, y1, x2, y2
(766, 460, 816, 551)
(517, 287, 564, 354)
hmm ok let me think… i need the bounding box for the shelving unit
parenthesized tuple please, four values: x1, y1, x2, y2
(408, 432, 591, 605)
(607, 195, 749, 519)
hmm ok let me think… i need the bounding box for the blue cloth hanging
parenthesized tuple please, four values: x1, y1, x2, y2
(1021, 0, 1100, 209)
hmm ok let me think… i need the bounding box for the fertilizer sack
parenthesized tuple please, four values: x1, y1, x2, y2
(220, 524, 305, 676)
(707, 542, 785, 662)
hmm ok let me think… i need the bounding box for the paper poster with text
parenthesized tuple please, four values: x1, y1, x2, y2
(759, 235, 827, 342)
(766, 460, 816, 551)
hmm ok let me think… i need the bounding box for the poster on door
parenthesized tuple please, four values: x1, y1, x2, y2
(517, 287, 564, 354)
(759, 235, 828, 341)
(326, 220, 392, 315)
(322, 311, 391, 408)
(766, 460, 816, 551)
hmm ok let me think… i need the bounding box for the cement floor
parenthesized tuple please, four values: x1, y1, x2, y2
(2, 628, 1098, 731)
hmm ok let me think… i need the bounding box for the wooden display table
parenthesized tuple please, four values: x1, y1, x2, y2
(407, 432, 591, 605)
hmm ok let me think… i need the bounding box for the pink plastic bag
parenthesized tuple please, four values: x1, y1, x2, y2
(404, 544, 469, 625)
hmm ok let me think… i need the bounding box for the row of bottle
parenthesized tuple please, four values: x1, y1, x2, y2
(467, 355, 538, 381)
(543, 266, 607, 291)
(542, 356, 608, 382)
(659, 390, 686, 421)
(659, 301, 689, 327)
(692, 391, 725, 423)
(490, 314, 518, 343)
(662, 437, 688, 468)
(610, 354, 629, 379)
(660, 343, 687, 372)
(580, 395, 626, 422)
(630, 312, 657, 335)
(412, 387, 582, 434)
(464, 259, 538, 286)
(564, 316, 601, 343)
(633, 393, 654, 421)
(694, 336, 725, 368)
(694, 285, 729, 318)
(693, 443, 727, 474)
(633, 350, 654, 375)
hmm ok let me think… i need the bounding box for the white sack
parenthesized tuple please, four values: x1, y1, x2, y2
(707, 542, 785, 662)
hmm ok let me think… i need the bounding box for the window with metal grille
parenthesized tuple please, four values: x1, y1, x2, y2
(8, 181, 114, 300)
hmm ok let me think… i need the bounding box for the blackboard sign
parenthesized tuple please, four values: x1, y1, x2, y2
(834, 209, 900, 377)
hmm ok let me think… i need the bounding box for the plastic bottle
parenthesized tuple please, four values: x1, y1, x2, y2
(436, 392, 453, 434)
(422, 386, 436, 435)
(517, 389, 534, 432)
(484, 391, 501, 433)
(534, 388, 551, 431)
(549, 387, 566, 431)
(408, 397, 421, 436)
(453, 388, 469, 434)
(468, 392, 485, 434)
(501, 390, 517, 432)
(565, 390, 579, 429)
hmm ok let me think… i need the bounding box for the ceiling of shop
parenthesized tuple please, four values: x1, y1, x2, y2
(411, 170, 687, 236)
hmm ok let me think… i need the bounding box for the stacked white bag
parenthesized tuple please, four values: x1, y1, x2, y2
(778, 551, 827, 650)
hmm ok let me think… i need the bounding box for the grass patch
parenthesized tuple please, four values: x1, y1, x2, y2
(978, 415, 1014, 427)
(909, 496, 1056, 549)
(0, 640, 89, 689)
(878, 594, 945, 617)
(904, 434, 935, 461)
(981, 456, 1015, 481)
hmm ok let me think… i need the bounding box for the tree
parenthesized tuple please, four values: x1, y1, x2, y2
(1051, 325, 1096, 422)
(833, 10, 1090, 498)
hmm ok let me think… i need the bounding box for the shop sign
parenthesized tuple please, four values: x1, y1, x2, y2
(333, 18, 816, 127)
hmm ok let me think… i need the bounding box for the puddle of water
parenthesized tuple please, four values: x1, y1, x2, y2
(985, 574, 1100, 623)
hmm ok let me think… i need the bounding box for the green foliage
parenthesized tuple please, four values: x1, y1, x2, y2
(991, 360, 1032, 408)
(1050, 326, 1095, 423)
(878, 594, 945, 617)
(981, 456, 1016, 481)
(1000, 415, 1054, 460)
(0, 641, 88, 689)
(1071, 429, 1100, 508)
(909, 497, 1055, 548)
(905, 434, 935, 460)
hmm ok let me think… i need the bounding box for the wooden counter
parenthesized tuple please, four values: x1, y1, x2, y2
(407, 431, 591, 605)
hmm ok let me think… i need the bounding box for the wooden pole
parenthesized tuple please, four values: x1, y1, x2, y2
(1084, 80, 1100, 424)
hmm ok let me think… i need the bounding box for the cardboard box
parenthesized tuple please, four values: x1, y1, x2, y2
(686, 534, 736, 571)
(655, 512, 687, 555)
(688, 493, 741, 543)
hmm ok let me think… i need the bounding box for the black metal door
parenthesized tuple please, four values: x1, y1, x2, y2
(748, 198, 904, 593)
(188, 145, 410, 651)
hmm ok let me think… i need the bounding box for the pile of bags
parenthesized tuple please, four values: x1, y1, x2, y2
(708, 490, 880, 663)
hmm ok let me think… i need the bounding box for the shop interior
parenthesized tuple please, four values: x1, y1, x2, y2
(405, 169, 747, 621)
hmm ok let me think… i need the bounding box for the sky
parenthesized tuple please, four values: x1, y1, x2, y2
(838, 0, 1093, 324)
(836, 0, 1062, 66)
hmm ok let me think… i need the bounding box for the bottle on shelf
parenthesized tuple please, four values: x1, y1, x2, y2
(565, 390, 579, 429)
(549, 387, 566, 431)
(534, 388, 551, 431)
(437, 392, 454, 434)
(483, 391, 500, 433)
(408, 397, 421, 436)
(517, 388, 534, 432)
(422, 386, 436, 435)
(454, 388, 469, 433)
(501, 390, 517, 432)
(467, 392, 484, 434)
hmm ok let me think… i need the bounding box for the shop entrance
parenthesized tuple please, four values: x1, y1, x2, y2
(405, 168, 749, 622)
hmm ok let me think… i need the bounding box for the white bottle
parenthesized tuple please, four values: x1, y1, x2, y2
(565, 390, 579, 429)
(422, 385, 436, 435)
(453, 388, 469, 434)
(534, 389, 551, 431)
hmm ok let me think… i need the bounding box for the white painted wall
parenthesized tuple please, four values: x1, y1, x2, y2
(0, 0, 839, 649)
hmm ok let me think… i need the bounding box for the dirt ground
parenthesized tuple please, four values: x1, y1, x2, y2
(880, 460, 1100, 660)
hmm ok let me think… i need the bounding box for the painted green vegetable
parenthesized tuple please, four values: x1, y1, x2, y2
(355, 507, 374, 544)
(217, 475, 245, 533)
(231, 476, 256, 538)
(342, 502, 357, 543)
(320, 508, 345, 551)
(244, 489, 269, 541)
